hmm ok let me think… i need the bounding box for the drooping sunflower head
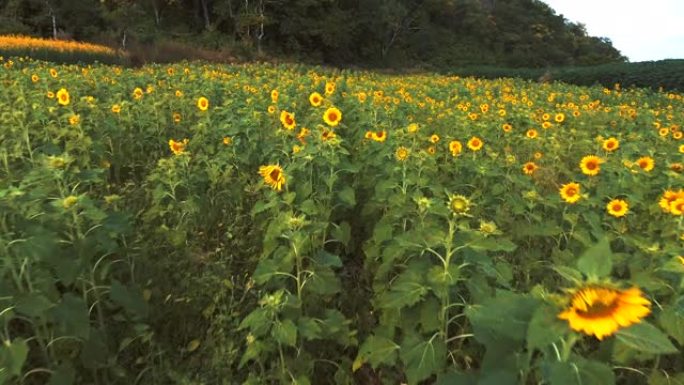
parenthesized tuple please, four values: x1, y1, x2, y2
(197, 96, 209, 111)
(321, 129, 337, 142)
(323, 107, 342, 127)
(325, 81, 336, 95)
(467, 136, 483, 151)
(580, 155, 603, 176)
(606, 199, 629, 217)
(602, 137, 620, 152)
(168, 139, 189, 156)
(258, 164, 286, 192)
(448, 194, 471, 216)
(558, 285, 651, 340)
(309, 92, 323, 107)
(559, 182, 581, 204)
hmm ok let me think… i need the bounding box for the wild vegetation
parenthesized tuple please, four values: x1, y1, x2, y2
(0, 56, 682, 384)
(0, 0, 623, 68)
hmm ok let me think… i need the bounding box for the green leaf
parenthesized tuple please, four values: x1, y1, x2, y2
(49, 363, 75, 385)
(377, 266, 429, 310)
(338, 186, 356, 207)
(419, 297, 442, 333)
(109, 281, 149, 318)
(80, 328, 109, 369)
(355, 335, 400, 369)
(527, 305, 566, 350)
(546, 360, 615, 385)
(313, 250, 343, 268)
(659, 307, 684, 345)
(298, 317, 322, 340)
(0, 338, 28, 376)
(52, 294, 90, 339)
(305, 267, 341, 296)
(15, 293, 53, 317)
(273, 319, 297, 347)
(466, 291, 540, 346)
(577, 237, 613, 278)
(435, 371, 477, 385)
(469, 236, 517, 252)
(331, 221, 351, 248)
(615, 322, 678, 354)
(400, 333, 447, 385)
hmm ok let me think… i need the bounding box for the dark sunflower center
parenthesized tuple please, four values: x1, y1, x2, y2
(328, 112, 338, 121)
(587, 161, 597, 170)
(577, 299, 619, 319)
(270, 169, 281, 180)
(612, 203, 623, 211)
(566, 187, 577, 196)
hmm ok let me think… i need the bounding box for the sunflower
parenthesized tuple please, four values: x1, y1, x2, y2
(197, 96, 209, 111)
(364, 131, 373, 140)
(635, 156, 654, 172)
(526, 129, 538, 139)
(558, 286, 651, 340)
(173, 112, 181, 123)
(670, 198, 684, 215)
(325, 82, 335, 95)
(407, 123, 419, 133)
(132, 87, 144, 100)
(31, 74, 39, 83)
(602, 137, 620, 152)
(449, 140, 462, 156)
(522, 162, 538, 175)
(268, 105, 276, 114)
(659, 128, 670, 137)
(395, 146, 409, 161)
(68, 114, 80, 125)
(309, 92, 323, 107)
(559, 182, 581, 203)
(270, 89, 279, 103)
(223, 137, 232, 146)
(427, 146, 436, 155)
(670, 163, 684, 173)
(111, 104, 121, 114)
(449, 194, 471, 216)
(673, 131, 683, 140)
(321, 129, 336, 141)
(467, 137, 483, 151)
(323, 107, 342, 127)
(606, 199, 629, 217)
(542, 121, 553, 129)
(56, 88, 70, 106)
(297, 127, 310, 143)
(534, 152, 543, 159)
(175, 90, 183, 97)
(502, 123, 512, 133)
(579, 155, 602, 176)
(49, 68, 58, 78)
(554, 113, 565, 123)
(372, 130, 387, 142)
(430, 134, 440, 143)
(169, 139, 189, 156)
(280, 111, 296, 130)
(259, 164, 286, 192)
(659, 190, 684, 213)
(679, 144, 684, 154)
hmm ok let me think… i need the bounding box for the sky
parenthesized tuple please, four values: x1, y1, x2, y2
(541, 0, 684, 62)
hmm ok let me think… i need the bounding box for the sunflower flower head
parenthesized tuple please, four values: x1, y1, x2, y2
(580, 155, 603, 176)
(448, 194, 471, 216)
(395, 146, 409, 161)
(559, 182, 581, 204)
(323, 107, 342, 127)
(169, 139, 189, 156)
(602, 137, 620, 152)
(558, 286, 651, 340)
(258, 164, 286, 192)
(467, 136, 483, 151)
(607, 199, 629, 217)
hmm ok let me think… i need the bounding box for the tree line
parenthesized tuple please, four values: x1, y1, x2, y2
(0, 0, 625, 68)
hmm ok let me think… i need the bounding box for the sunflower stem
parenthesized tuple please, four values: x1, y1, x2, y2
(560, 333, 580, 361)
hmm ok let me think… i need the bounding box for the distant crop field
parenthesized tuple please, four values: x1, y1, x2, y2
(0, 57, 682, 385)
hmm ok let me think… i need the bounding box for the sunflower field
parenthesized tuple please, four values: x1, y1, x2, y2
(0, 57, 683, 385)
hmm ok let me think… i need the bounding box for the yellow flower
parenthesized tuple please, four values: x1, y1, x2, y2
(280, 111, 296, 130)
(197, 96, 209, 111)
(659, 190, 684, 213)
(62, 195, 79, 209)
(173, 112, 181, 123)
(607, 199, 629, 217)
(559, 182, 581, 204)
(395, 146, 409, 161)
(554, 113, 565, 123)
(670, 198, 684, 215)
(31, 74, 39, 83)
(371, 130, 387, 142)
(223, 137, 232, 146)
(467, 136, 483, 151)
(635, 156, 654, 172)
(292, 145, 302, 154)
(558, 286, 651, 340)
(169, 139, 189, 155)
(111, 104, 121, 114)
(602, 137, 620, 152)
(321, 129, 336, 141)
(448, 194, 471, 216)
(502, 123, 512, 133)
(309, 92, 323, 107)
(325, 81, 335, 95)
(534, 152, 543, 159)
(268, 105, 276, 114)
(579, 155, 602, 176)
(49, 68, 58, 78)
(56, 88, 70, 106)
(407, 123, 419, 133)
(132, 87, 144, 100)
(449, 140, 462, 156)
(323, 107, 342, 127)
(679, 144, 684, 154)
(47, 91, 55, 99)
(427, 146, 436, 155)
(68, 114, 80, 125)
(175, 90, 183, 97)
(270, 89, 279, 103)
(430, 134, 440, 144)
(259, 164, 286, 192)
(526, 129, 538, 139)
(522, 162, 538, 175)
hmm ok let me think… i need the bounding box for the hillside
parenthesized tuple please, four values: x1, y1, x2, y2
(0, 0, 624, 68)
